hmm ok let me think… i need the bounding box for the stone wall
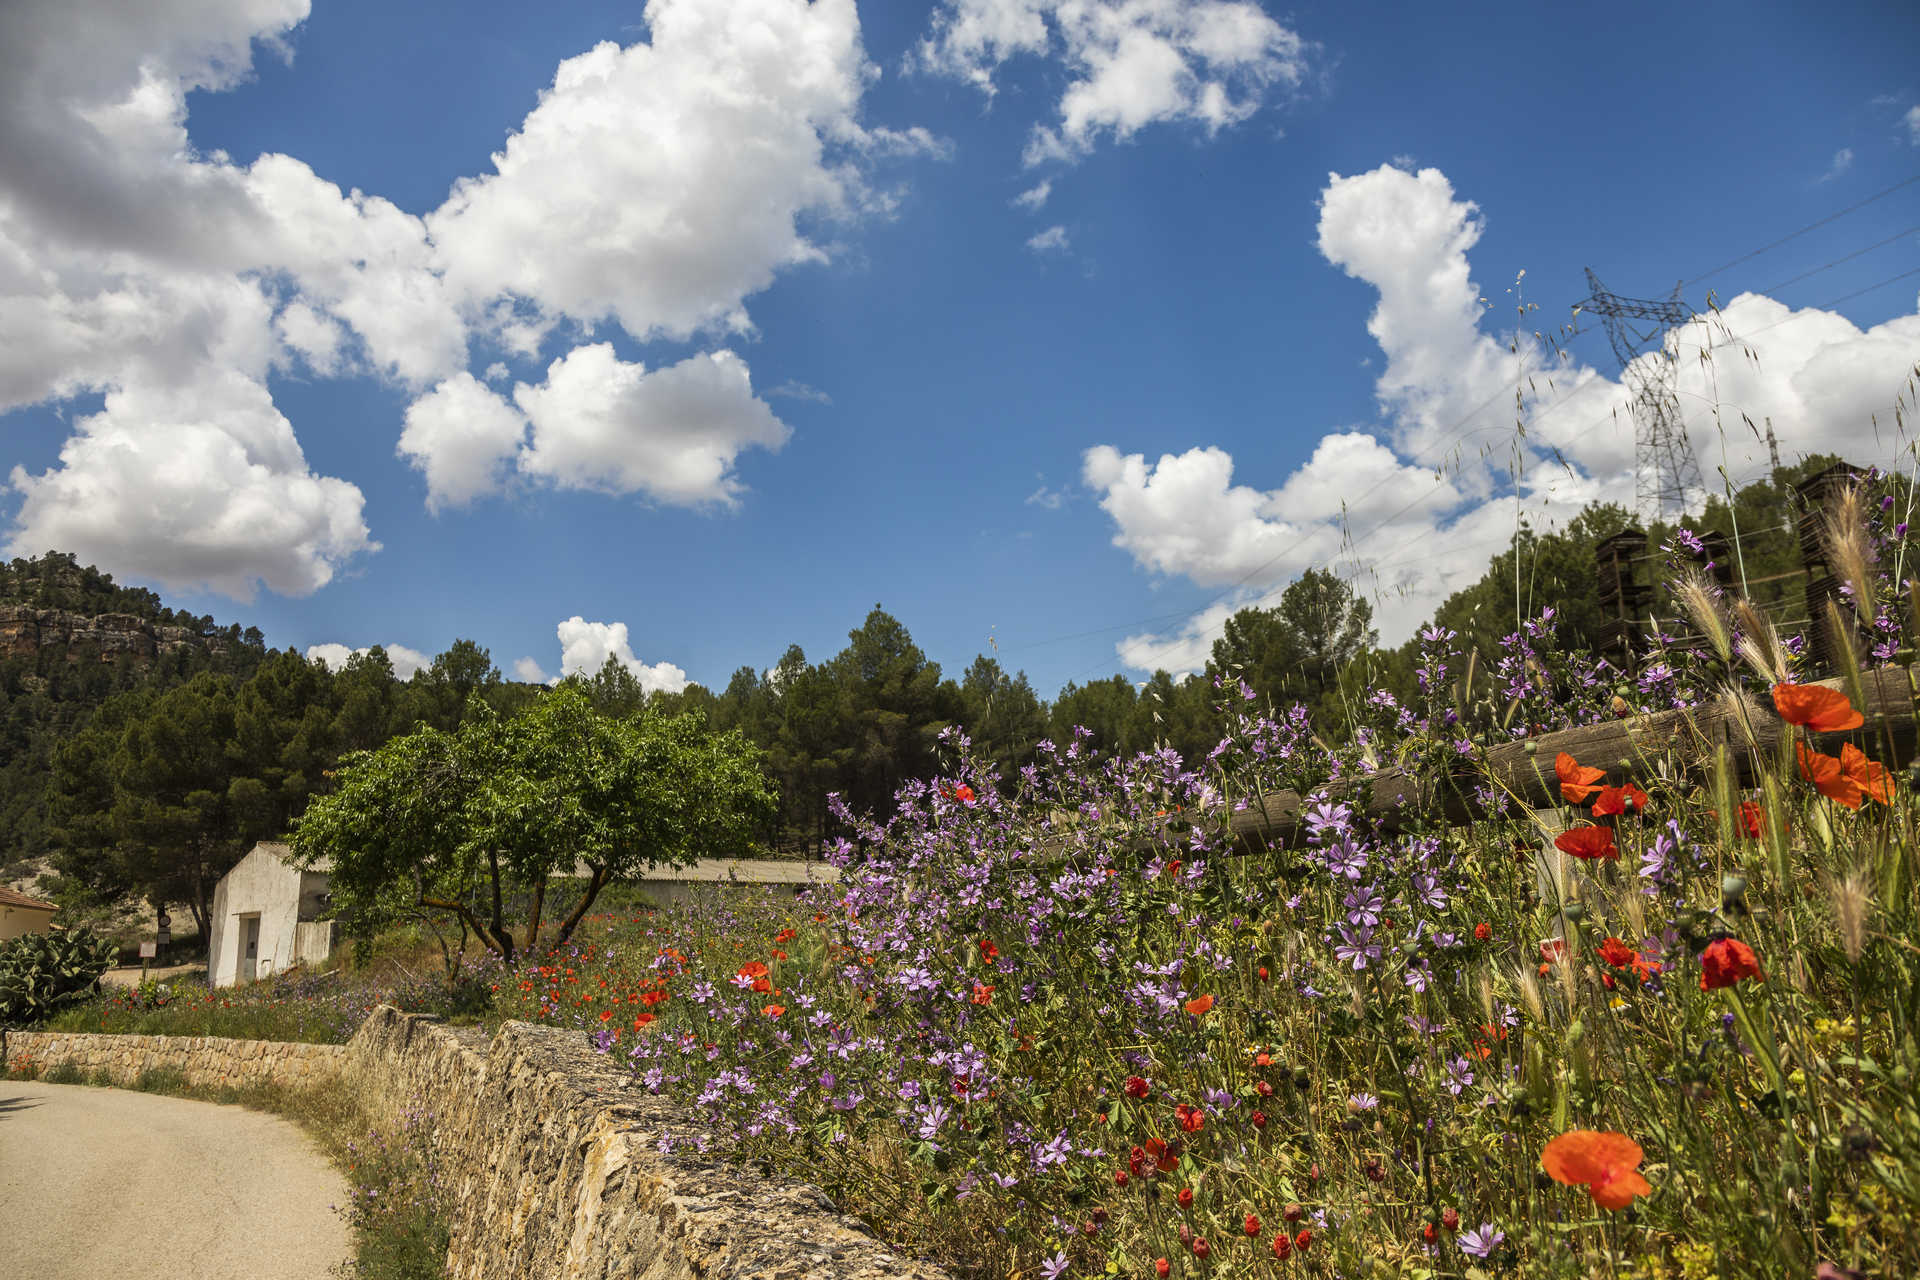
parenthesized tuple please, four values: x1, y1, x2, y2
(2, 1026, 345, 1090)
(345, 1007, 946, 1280)
(8, 1009, 948, 1280)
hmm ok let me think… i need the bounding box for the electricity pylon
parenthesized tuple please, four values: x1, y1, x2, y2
(1581, 268, 1703, 520)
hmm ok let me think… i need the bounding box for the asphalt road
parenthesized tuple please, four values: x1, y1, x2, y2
(0, 1081, 350, 1278)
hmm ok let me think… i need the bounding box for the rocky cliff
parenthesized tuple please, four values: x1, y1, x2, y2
(0, 606, 230, 664)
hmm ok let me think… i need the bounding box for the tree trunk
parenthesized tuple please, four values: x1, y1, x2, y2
(550, 865, 609, 950)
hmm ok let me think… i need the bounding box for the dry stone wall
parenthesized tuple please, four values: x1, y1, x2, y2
(8, 1008, 947, 1280)
(3, 1027, 344, 1089)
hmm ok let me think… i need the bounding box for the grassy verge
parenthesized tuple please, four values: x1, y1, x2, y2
(1, 1059, 448, 1279)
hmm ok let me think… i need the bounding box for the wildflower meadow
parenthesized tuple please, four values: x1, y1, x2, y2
(475, 554, 1920, 1280)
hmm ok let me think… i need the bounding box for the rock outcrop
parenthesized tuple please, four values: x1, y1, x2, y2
(0, 606, 229, 664)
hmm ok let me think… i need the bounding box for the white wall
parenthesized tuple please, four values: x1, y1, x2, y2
(209, 845, 331, 987)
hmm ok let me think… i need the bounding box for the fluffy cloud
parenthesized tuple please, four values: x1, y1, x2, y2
(1013, 180, 1052, 210)
(1026, 225, 1070, 253)
(7, 365, 376, 599)
(914, 0, 1310, 165)
(514, 344, 790, 506)
(1089, 163, 1920, 668)
(1818, 148, 1854, 182)
(1905, 105, 1920, 145)
(307, 642, 429, 679)
(430, 0, 883, 346)
(397, 373, 528, 513)
(511, 656, 549, 684)
(3, 0, 911, 599)
(554, 617, 689, 694)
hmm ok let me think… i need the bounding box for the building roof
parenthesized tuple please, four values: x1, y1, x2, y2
(627, 858, 840, 885)
(247, 841, 332, 873)
(0, 885, 58, 911)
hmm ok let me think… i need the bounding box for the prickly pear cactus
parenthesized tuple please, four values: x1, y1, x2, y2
(0, 927, 117, 1027)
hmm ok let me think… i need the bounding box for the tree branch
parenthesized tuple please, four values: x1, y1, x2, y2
(550, 864, 609, 951)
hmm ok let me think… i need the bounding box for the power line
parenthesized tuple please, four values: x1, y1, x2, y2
(1749, 223, 1920, 297)
(1680, 172, 1920, 290)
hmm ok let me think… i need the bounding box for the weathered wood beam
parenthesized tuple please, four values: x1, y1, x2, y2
(1225, 668, 1917, 853)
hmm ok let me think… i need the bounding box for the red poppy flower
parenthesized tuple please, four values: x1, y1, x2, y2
(1841, 743, 1892, 805)
(1555, 751, 1606, 803)
(1293, 1229, 1312, 1252)
(1184, 993, 1215, 1018)
(736, 960, 769, 979)
(1798, 743, 1865, 809)
(1773, 682, 1864, 733)
(1114, 1168, 1129, 1186)
(773, 927, 797, 943)
(1737, 800, 1766, 838)
(1591, 783, 1650, 817)
(633, 1012, 655, 1029)
(1251, 1109, 1267, 1129)
(1271, 1233, 1292, 1259)
(1177, 1186, 1194, 1209)
(1554, 825, 1618, 860)
(969, 983, 994, 1006)
(1145, 1138, 1179, 1172)
(1176, 1103, 1205, 1133)
(1155, 1260, 1170, 1279)
(1191, 1239, 1210, 1260)
(1124, 1075, 1151, 1099)
(1598, 936, 1636, 968)
(751, 977, 772, 994)
(978, 939, 999, 961)
(1700, 937, 1763, 990)
(1542, 1130, 1652, 1210)
(1540, 938, 1567, 963)
(954, 784, 975, 805)
(1474, 922, 1492, 941)
(761, 1004, 785, 1019)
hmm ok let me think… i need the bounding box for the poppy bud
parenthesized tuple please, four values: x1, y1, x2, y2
(1293, 1229, 1312, 1252)
(1115, 1169, 1129, 1186)
(1255, 1080, 1273, 1098)
(1192, 1239, 1210, 1260)
(1178, 1224, 1193, 1246)
(1244, 1213, 1261, 1237)
(1421, 1223, 1437, 1244)
(1308, 1163, 1320, 1182)
(1271, 1233, 1292, 1259)
(1292, 1067, 1311, 1090)
(1441, 1207, 1459, 1231)
(1257, 966, 1269, 980)
(1178, 1187, 1194, 1209)
(1155, 1261, 1170, 1279)
(1252, 1110, 1267, 1129)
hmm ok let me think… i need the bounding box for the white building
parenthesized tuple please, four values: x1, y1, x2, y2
(208, 842, 334, 987)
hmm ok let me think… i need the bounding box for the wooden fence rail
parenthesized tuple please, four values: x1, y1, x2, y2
(1222, 668, 1916, 853)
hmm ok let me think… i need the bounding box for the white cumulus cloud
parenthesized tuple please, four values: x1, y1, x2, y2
(553, 617, 688, 694)
(914, 0, 1310, 166)
(1087, 163, 1920, 670)
(1026, 225, 1071, 253)
(397, 372, 529, 513)
(307, 642, 429, 679)
(514, 343, 790, 506)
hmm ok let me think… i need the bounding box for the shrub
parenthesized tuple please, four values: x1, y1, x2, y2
(0, 927, 117, 1027)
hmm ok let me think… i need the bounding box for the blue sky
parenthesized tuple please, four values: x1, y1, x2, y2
(3, 0, 1918, 697)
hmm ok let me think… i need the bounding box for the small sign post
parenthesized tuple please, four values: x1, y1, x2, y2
(139, 940, 156, 982)
(155, 909, 171, 964)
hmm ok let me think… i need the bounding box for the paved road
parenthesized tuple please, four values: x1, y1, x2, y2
(0, 1081, 350, 1278)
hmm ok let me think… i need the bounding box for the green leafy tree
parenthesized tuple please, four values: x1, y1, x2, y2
(959, 655, 1048, 777)
(291, 684, 774, 964)
(1049, 675, 1140, 758)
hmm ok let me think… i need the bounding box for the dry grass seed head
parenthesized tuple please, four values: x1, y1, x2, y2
(1834, 873, 1872, 964)
(1675, 572, 1731, 664)
(1731, 597, 1789, 684)
(1821, 484, 1875, 621)
(1514, 963, 1546, 1023)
